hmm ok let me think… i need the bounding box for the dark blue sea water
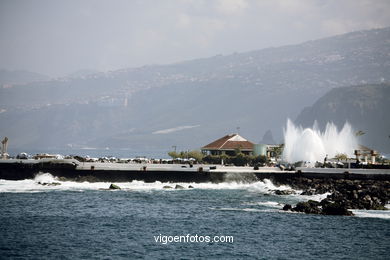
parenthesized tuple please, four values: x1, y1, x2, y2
(1, 177, 389, 259)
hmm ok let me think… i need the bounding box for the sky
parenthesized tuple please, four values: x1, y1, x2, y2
(1, 0, 390, 77)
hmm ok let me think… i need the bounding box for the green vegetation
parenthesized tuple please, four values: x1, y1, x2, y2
(355, 130, 365, 136)
(270, 144, 284, 158)
(167, 150, 203, 162)
(203, 153, 268, 166)
(334, 153, 348, 161)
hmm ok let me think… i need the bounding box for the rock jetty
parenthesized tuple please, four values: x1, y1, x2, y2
(277, 178, 389, 216)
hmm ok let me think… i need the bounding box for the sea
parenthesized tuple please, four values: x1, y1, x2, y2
(1, 173, 389, 259)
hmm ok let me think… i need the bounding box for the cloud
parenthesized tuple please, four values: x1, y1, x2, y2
(1, 0, 390, 76)
(216, 0, 248, 15)
(153, 125, 200, 135)
(177, 13, 191, 29)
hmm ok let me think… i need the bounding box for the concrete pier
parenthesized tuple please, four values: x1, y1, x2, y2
(0, 159, 390, 182)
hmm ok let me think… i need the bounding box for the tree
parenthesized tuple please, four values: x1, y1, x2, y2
(168, 151, 179, 159)
(355, 130, 365, 136)
(231, 152, 249, 166)
(252, 155, 267, 165)
(334, 153, 348, 161)
(269, 144, 284, 159)
(187, 150, 204, 162)
(168, 150, 204, 162)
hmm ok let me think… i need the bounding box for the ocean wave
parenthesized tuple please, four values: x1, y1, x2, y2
(210, 207, 277, 213)
(351, 210, 390, 220)
(0, 174, 297, 193)
(242, 201, 282, 208)
(0, 174, 334, 204)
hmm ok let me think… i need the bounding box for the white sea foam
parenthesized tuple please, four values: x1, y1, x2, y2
(0, 174, 297, 193)
(297, 192, 331, 202)
(34, 172, 60, 183)
(352, 210, 390, 220)
(0, 174, 333, 204)
(242, 201, 282, 208)
(211, 207, 277, 213)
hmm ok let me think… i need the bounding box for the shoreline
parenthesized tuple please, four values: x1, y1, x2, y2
(1, 159, 389, 216)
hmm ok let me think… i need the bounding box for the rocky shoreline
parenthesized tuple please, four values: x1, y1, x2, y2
(272, 177, 390, 216)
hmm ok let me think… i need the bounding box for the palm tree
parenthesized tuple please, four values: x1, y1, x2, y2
(355, 130, 365, 136)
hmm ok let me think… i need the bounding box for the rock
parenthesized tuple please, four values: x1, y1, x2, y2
(268, 177, 390, 212)
(175, 185, 185, 189)
(363, 194, 372, 202)
(37, 182, 61, 186)
(371, 204, 387, 210)
(352, 190, 359, 200)
(292, 200, 321, 214)
(274, 190, 295, 195)
(282, 204, 292, 211)
(300, 189, 316, 195)
(109, 184, 121, 190)
(188, 185, 194, 189)
(322, 202, 353, 216)
(48, 182, 61, 186)
(163, 186, 172, 189)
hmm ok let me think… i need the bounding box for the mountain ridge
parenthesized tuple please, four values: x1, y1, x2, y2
(0, 27, 389, 153)
(295, 83, 390, 153)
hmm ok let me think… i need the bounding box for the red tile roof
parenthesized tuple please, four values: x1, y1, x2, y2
(202, 134, 254, 151)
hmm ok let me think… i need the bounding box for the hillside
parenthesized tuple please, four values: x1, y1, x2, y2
(0, 27, 389, 152)
(295, 84, 390, 153)
(0, 69, 49, 87)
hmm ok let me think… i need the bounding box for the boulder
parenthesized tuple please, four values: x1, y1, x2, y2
(274, 190, 296, 195)
(292, 200, 321, 214)
(272, 177, 390, 214)
(109, 184, 121, 190)
(175, 185, 185, 189)
(163, 186, 172, 189)
(37, 182, 61, 186)
(48, 182, 61, 186)
(300, 189, 316, 196)
(322, 202, 353, 216)
(188, 185, 194, 189)
(282, 204, 292, 211)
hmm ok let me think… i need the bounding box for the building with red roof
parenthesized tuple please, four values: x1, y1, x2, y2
(201, 134, 254, 156)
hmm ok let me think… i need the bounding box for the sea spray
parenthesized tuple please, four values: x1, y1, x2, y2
(0, 177, 294, 194)
(34, 172, 60, 184)
(282, 119, 358, 165)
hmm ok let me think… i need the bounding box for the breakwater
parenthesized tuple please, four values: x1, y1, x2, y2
(1, 159, 390, 182)
(0, 159, 215, 182)
(1, 159, 389, 216)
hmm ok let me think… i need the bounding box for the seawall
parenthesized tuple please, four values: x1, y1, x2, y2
(1, 159, 390, 182)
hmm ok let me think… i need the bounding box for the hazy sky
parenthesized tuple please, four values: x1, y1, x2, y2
(1, 0, 390, 77)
